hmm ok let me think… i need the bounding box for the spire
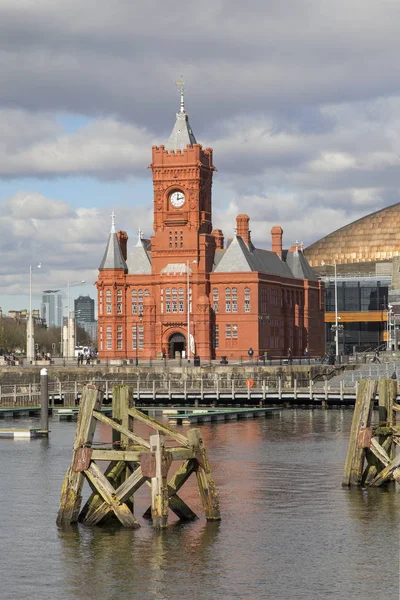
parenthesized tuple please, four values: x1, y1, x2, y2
(135, 227, 143, 247)
(166, 78, 197, 151)
(99, 212, 128, 271)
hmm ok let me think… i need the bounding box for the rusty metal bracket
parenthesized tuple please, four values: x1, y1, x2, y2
(72, 447, 93, 472)
(140, 452, 156, 478)
(358, 427, 372, 449)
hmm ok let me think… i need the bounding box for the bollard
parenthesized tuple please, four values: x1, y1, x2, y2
(40, 368, 49, 434)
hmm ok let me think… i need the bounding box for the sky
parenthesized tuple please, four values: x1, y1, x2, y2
(1, 0, 400, 314)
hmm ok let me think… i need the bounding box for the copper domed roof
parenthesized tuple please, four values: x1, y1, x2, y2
(304, 202, 400, 267)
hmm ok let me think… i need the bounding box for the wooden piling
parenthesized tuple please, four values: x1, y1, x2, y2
(40, 368, 49, 434)
(187, 428, 221, 521)
(150, 433, 170, 529)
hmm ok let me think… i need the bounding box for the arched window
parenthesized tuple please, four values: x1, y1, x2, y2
(232, 287, 238, 312)
(178, 288, 184, 312)
(213, 288, 218, 313)
(132, 289, 137, 314)
(166, 288, 171, 313)
(99, 290, 103, 315)
(244, 287, 250, 313)
(172, 287, 178, 312)
(138, 289, 143, 313)
(117, 289, 123, 314)
(106, 289, 112, 314)
(225, 287, 231, 312)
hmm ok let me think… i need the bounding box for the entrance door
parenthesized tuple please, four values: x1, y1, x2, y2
(168, 333, 186, 358)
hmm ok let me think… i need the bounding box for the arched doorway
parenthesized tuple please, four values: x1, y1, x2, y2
(168, 333, 186, 358)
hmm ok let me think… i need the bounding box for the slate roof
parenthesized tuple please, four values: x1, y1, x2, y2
(126, 237, 152, 275)
(284, 249, 318, 281)
(166, 111, 197, 151)
(99, 223, 127, 271)
(213, 236, 293, 277)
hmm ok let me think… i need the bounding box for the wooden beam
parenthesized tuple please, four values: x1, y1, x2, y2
(127, 407, 190, 447)
(84, 462, 140, 527)
(342, 379, 376, 487)
(93, 410, 150, 449)
(369, 438, 390, 467)
(57, 386, 103, 526)
(150, 433, 170, 529)
(368, 453, 400, 487)
(91, 447, 193, 462)
(79, 460, 126, 523)
(187, 428, 221, 521)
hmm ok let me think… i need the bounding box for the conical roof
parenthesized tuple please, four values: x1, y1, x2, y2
(166, 83, 197, 151)
(126, 230, 152, 274)
(99, 212, 127, 271)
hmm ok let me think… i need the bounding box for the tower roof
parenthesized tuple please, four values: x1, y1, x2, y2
(165, 80, 197, 151)
(99, 212, 128, 271)
(126, 228, 152, 274)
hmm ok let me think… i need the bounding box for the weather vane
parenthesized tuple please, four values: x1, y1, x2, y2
(176, 76, 185, 113)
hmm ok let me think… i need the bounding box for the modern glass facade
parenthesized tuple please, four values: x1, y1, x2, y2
(325, 277, 389, 312)
(324, 277, 390, 353)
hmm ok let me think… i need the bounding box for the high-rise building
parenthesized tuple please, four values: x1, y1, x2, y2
(41, 290, 62, 328)
(74, 295, 95, 323)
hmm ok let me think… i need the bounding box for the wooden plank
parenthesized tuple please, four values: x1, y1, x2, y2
(84, 462, 140, 528)
(150, 433, 169, 528)
(93, 410, 150, 449)
(369, 438, 390, 467)
(342, 379, 376, 487)
(187, 428, 221, 521)
(79, 460, 126, 523)
(57, 386, 103, 526)
(91, 447, 193, 462)
(127, 407, 190, 447)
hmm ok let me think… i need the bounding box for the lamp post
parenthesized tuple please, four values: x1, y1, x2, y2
(187, 260, 197, 363)
(67, 280, 85, 359)
(321, 260, 340, 361)
(387, 304, 393, 351)
(27, 263, 42, 362)
(135, 311, 143, 366)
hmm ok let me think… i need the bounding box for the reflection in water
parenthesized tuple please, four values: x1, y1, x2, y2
(0, 410, 399, 600)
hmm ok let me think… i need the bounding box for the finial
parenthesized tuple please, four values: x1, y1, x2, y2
(176, 77, 185, 113)
(136, 227, 143, 247)
(111, 211, 116, 233)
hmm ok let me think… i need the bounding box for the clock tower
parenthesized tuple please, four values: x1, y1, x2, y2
(150, 86, 216, 276)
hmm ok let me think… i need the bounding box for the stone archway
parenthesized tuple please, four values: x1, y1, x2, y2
(168, 332, 186, 358)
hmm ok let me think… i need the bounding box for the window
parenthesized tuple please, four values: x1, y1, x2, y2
(138, 325, 144, 349)
(166, 288, 171, 313)
(99, 290, 103, 315)
(172, 287, 178, 313)
(100, 326, 103, 351)
(106, 289, 112, 314)
(179, 287, 184, 312)
(132, 325, 137, 349)
(225, 287, 231, 312)
(232, 324, 238, 339)
(180, 230, 183, 248)
(244, 287, 250, 312)
(213, 288, 219, 313)
(138, 289, 143, 313)
(226, 324, 231, 339)
(132, 289, 137, 314)
(117, 290, 122, 314)
(161, 288, 164, 314)
(214, 324, 219, 349)
(106, 325, 112, 350)
(232, 288, 238, 313)
(169, 231, 172, 248)
(117, 325, 123, 350)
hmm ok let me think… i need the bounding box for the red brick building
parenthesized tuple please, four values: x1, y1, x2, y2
(96, 96, 325, 360)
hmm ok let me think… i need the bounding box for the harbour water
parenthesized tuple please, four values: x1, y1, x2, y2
(1, 409, 399, 600)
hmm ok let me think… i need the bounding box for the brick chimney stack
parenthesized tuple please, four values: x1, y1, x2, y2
(271, 226, 283, 259)
(212, 228, 224, 249)
(117, 230, 128, 261)
(236, 214, 251, 246)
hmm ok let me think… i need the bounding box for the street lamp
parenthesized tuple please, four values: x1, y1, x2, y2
(187, 260, 197, 363)
(27, 263, 42, 362)
(67, 280, 85, 359)
(387, 304, 393, 351)
(135, 311, 143, 366)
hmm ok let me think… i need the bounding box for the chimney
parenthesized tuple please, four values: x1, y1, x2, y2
(212, 228, 224, 249)
(271, 226, 283, 259)
(117, 230, 128, 261)
(236, 214, 251, 246)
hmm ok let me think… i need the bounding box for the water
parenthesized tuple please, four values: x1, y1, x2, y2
(0, 410, 399, 600)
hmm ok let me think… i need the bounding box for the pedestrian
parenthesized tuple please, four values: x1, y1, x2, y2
(77, 353, 81, 367)
(86, 355, 90, 365)
(372, 350, 381, 363)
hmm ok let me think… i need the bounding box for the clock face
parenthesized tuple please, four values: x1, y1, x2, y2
(170, 191, 185, 208)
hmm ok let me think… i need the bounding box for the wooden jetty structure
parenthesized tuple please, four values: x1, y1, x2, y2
(342, 378, 400, 487)
(57, 384, 221, 528)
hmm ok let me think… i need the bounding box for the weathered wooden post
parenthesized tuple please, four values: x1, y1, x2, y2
(187, 428, 221, 521)
(57, 385, 103, 526)
(40, 368, 49, 435)
(150, 432, 170, 529)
